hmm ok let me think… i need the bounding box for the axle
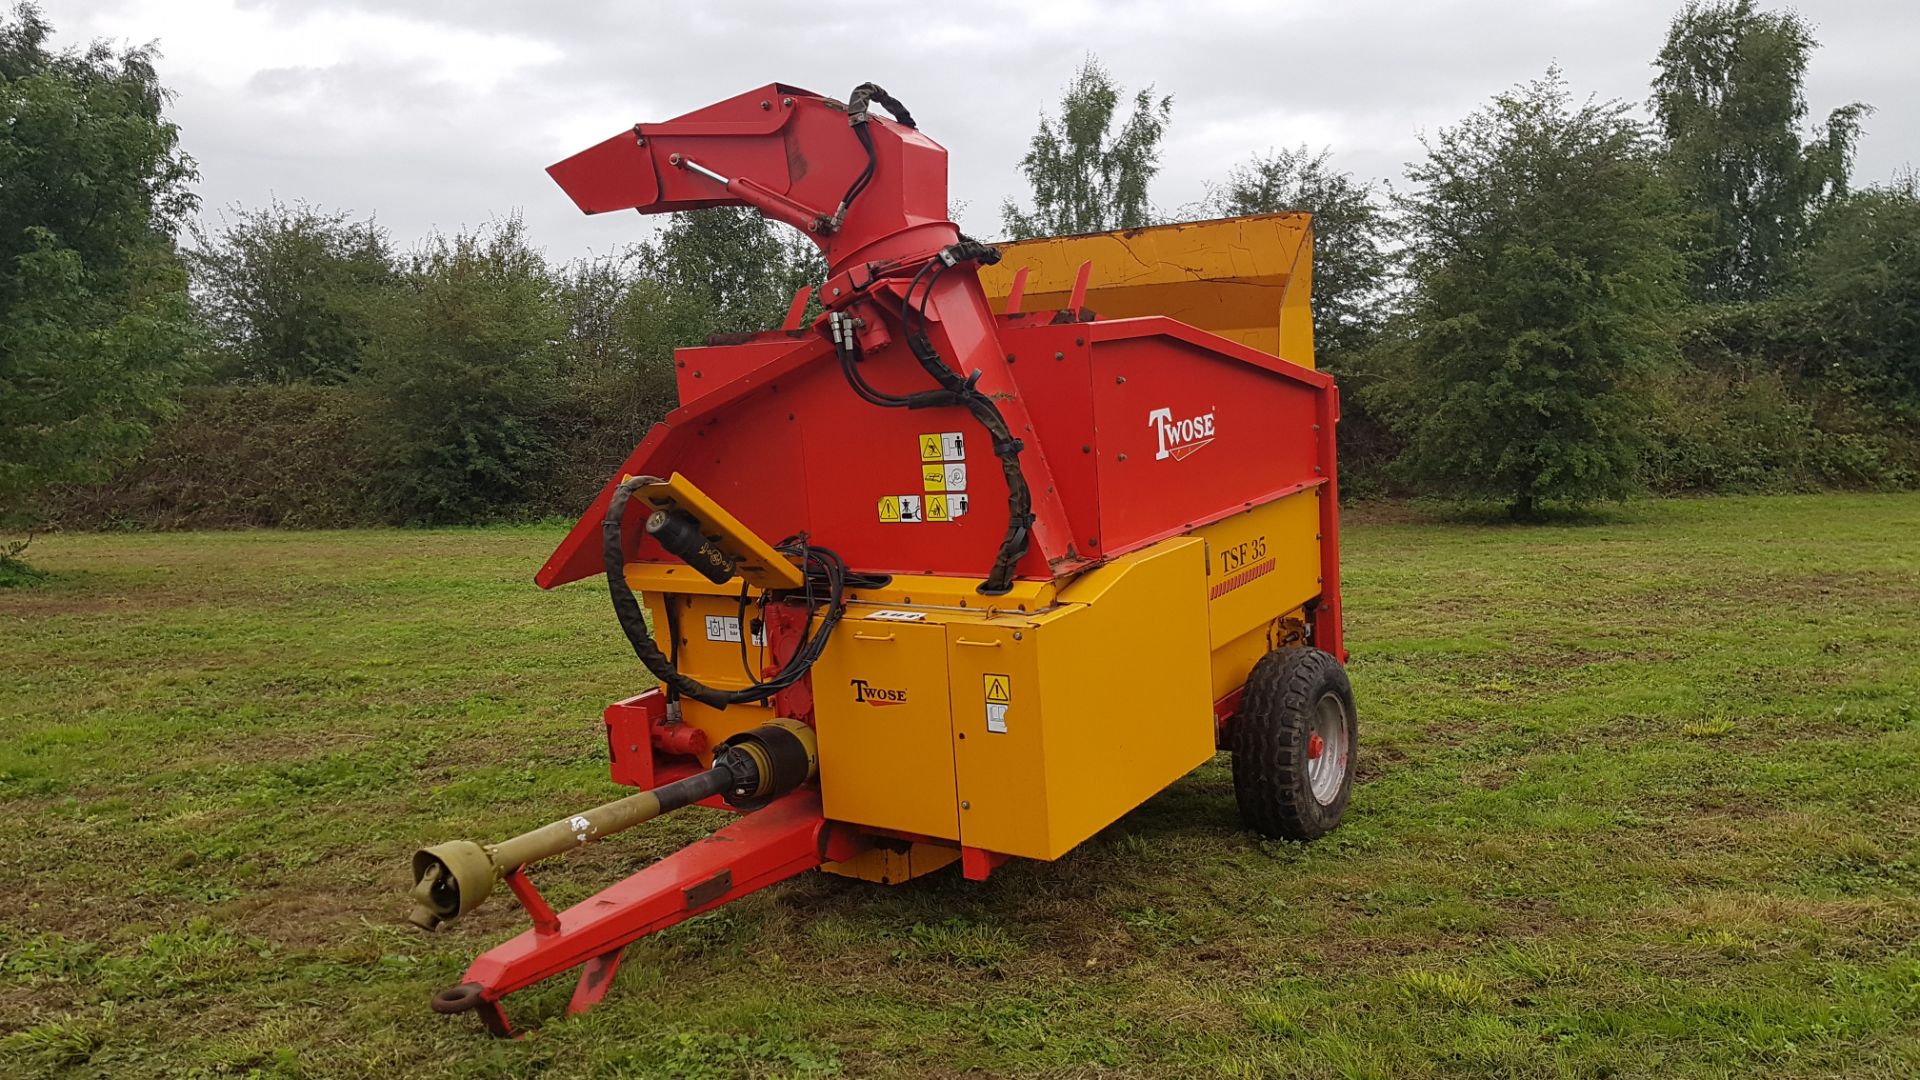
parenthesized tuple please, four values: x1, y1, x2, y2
(407, 720, 816, 931)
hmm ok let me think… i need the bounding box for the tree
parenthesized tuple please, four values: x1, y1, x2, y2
(1652, 0, 1870, 301)
(187, 200, 393, 384)
(1207, 146, 1393, 361)
(1793, 175, 1920, 410)
(0, 3, 199, 533)
(1001, 56, 1172, 239)
(1371, 70, 1686, 517)
(355, 217, 562, 523)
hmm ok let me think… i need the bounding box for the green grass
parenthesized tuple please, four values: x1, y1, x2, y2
(2, 494, 1917, 1078)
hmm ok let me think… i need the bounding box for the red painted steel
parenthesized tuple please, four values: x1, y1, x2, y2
(567, 948, 625, 1017)
(455, 790, 861, 1032)
(603, 691, 666, 789)
(1314, 385, 1346, 660)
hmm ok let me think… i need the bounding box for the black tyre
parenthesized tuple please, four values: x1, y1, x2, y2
(1230, 647, 1356, 841)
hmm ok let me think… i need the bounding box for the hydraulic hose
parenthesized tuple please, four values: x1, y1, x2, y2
(602, 477, 846, 708)
(831, 241, 1032, 594)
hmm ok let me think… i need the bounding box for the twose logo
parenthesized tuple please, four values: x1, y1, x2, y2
(1149, 407, 1217, 461)
(850, 678, 907, 706)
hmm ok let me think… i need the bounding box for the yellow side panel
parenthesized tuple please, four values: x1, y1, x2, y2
(979, 213, 1316, 368)
(949, 537, 1215, 859)
(944, 619, 1046, 855)
(1193, 489, 1326, 699)
(810, 617, 961, 840)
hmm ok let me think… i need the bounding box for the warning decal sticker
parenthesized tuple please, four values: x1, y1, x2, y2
(983, 672, 1011, 734)
(983, 673, 1011, 702)
(912, 434, 969, 522)
(878, 495, 901, 523)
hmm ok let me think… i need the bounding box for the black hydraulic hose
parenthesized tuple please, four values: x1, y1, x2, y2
(603, 477, 848, 708)
(824, 83, 917, 233)
(830, 244, 1031, 595)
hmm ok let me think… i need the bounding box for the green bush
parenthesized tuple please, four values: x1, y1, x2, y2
(355, 218, 563, 524)
(46, 384, 372, 529)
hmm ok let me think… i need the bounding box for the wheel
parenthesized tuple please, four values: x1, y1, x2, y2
(1230, 647, 1356, 841)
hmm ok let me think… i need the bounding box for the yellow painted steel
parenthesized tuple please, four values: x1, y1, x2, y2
(944, 537, 1215, 860)
(622, 471, 804, 590)
(821, 842, 961, 884)
(1191, 488, 1327, 699)
(978, 213, 1317, 368)
(811, 614, 964, 840)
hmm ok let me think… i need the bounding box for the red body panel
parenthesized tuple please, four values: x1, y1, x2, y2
(537, 316, 1332, 593)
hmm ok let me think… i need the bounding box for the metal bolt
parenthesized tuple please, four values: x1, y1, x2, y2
(1075, 338, 1085, 346)
(1312, 424, 1320, 432)
(1117, 452, 1128, 462)
(668, 152, 682, 165)
(760, 99, 771, 110)
(961, 800, 971, 810)
(782, 97, 794, 107)
(831, 286, 841, 296)
(1054, 351, 1065, 361)
(1089, 537, 1099, 546)
(1082, 444, 1091, 453)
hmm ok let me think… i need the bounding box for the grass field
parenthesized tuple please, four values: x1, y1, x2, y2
(2, 494, 1917, 1078)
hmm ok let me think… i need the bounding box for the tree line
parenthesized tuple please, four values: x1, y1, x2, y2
(4, 0, 1917, 571)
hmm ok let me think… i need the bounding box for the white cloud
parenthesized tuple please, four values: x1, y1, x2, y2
(36, 0, 1920, 258)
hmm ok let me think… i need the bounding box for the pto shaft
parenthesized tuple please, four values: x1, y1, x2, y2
(407, 720, 816, 931)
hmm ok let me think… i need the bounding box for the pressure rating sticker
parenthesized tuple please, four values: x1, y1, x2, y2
(983, 673, 1012, 734)
(703, 615, 763, 645)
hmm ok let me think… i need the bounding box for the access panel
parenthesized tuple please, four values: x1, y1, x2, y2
(810, 614, 960, 840)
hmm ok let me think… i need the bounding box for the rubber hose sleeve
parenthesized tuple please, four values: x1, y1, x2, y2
(602, 478, 734, 709)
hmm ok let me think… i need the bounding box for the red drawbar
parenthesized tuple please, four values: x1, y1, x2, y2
(455, 790, 866, 1036)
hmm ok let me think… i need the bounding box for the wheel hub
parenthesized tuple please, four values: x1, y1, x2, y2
(1306, 692, 1349, 805)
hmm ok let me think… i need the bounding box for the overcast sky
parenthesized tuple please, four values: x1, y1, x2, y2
(38, 0, 1920, 261)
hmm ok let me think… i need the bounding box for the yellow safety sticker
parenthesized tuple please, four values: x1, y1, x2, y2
(983, 673, 1012, 703)
(926, 493, 949, 522)
(921, 464, 945, 492)
(919, 433, 944, 461)
(878, 495, 901, 523)
(984, 671, 1011, 734)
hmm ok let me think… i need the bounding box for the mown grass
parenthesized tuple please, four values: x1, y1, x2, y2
(2, 494, 1917, 1078)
